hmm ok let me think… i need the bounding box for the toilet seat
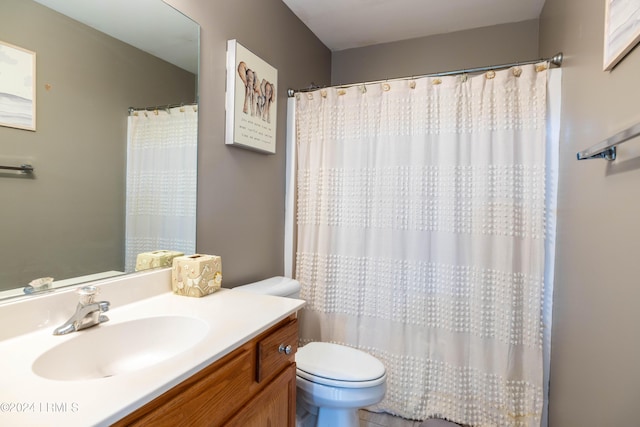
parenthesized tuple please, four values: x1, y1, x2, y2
(296, 342, 386, 388)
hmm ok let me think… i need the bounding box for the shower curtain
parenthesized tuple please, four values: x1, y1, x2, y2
(125, 105, 198, 272)
(289, 64, 560, 426)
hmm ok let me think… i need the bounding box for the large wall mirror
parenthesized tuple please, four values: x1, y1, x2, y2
(0, 0, 199, 300)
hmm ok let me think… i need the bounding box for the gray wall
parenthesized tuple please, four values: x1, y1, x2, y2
(0, 0, 195, 290)
(331, 20, 539, 85)
(165, 0, 331, 287)
(539, 1, 640, 426)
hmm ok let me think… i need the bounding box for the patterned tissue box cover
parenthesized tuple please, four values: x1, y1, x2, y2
(135, 250, 184, 271)
(171, 254, 222, 297)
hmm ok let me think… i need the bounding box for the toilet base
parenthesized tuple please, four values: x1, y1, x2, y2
(296, 401, 317, 427)
(317, 407, 360, 427)
(297, 394, 360, 427)
(296, 374, 386, 427)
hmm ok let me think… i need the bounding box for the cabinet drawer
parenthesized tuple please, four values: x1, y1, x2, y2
(256, 318, 298, 383)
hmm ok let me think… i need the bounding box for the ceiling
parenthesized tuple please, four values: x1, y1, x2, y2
(282, 0, 546, 51)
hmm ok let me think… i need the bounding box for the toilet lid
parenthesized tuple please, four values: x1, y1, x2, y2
(296, 342, 386, 387)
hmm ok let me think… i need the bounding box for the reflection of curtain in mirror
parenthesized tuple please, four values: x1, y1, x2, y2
(125, 106, 198, 272)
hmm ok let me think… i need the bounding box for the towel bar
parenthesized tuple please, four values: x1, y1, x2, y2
(577, 121, 640, 161)
(0, 164, 34, 173)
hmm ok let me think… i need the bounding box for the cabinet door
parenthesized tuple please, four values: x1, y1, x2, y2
(113, 347, 256, 427)
(224, 363, 296, 427)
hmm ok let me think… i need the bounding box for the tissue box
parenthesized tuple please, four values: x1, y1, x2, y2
(171, 254, 222, 297)
(135, 250, 184, 271)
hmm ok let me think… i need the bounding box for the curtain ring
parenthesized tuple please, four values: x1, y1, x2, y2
(485, 70, 496, 79)
(382, 83, 391, 92)
(535, 63, 548, 72)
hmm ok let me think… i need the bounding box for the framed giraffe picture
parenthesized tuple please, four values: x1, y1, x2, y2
(225, 39, 278, 154)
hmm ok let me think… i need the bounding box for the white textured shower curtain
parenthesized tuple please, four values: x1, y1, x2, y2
(125, 106, 198, 271)
(291, 64, 559, 426)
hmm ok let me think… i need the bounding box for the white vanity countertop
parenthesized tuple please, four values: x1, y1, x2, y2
(0, 269, 304, 427)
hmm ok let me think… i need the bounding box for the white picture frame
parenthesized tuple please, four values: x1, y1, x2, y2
(603, 0, 640, 71)
(225, 39, 277, 154)
(0, 40, 36, 131)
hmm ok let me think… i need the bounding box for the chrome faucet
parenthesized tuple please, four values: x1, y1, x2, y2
(53, 286, 110, 335)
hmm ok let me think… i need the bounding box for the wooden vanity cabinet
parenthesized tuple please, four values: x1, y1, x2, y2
(113, 316, 298, 427)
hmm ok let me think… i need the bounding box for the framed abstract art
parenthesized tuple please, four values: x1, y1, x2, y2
(0, 40, 36, 131)
(603, 0, 640, 70)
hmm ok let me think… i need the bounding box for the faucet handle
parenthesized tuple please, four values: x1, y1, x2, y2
(77, 286, 99, 304)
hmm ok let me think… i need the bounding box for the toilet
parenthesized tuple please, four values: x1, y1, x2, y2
(231, 276, 387, 427)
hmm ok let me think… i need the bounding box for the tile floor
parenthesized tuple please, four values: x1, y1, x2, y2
(359, 410, 423, 427)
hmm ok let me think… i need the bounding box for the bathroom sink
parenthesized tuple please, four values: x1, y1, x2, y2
(32, 316, 208, 381)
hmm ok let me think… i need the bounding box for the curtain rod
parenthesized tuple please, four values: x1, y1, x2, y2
(128, 102, 198, 114)
(287, 52, 563, 97)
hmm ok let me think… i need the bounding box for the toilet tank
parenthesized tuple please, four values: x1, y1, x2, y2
(231, 276, 301, 299)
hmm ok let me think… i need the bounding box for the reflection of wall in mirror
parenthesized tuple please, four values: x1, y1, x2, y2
(0, 0, 196, 292)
